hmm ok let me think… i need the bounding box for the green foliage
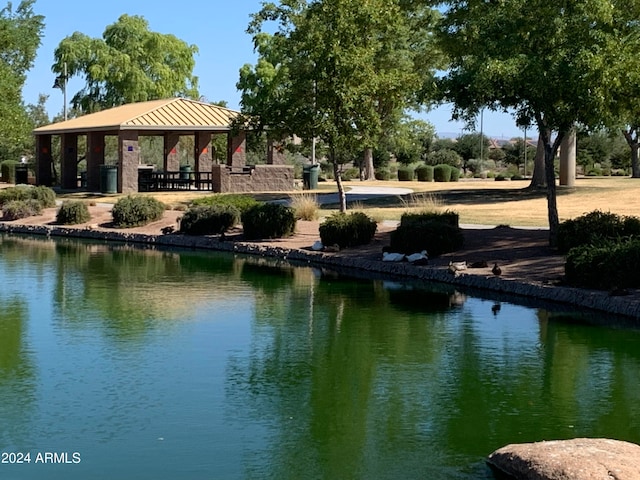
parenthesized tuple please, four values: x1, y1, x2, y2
(390, 222, 464, 256)
(54, 14, 199, 113)
(0, 184, 55, 207)
(0, 1, 44, 161)
(397, 166, 415, 181)
(56, 201, 91, 225)
(565, 238, 640, 289)
(415, 164, 434, 182)
(30, 186, 56, 208)
(433, 164, 452, 182)
(1, 160, 19, 183)
(400, 210, 459, 228)
(390, 117, 436, 165)
(374, 168, 391, 180)
(557, 210, 640, 254)
(426, 148, 462, 167)
(2, 199, 41, 220)
(450, 167, 460, 181)
(111, 195, 166, 228)
(437, 0, 640, 240)
(241, 203, 296, 239)
(390, 211, 462, 255)
(191, 194, 259, 213)
(179, 204, 240, 235)
(341, 167, 360, 181)
(319, 212, 378, 249)
(238, 1, 441, 211)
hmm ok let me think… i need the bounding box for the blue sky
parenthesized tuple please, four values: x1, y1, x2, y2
(23, 0, 525, 139)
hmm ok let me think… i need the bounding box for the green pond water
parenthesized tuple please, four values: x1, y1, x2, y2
(0, 234, 639, 480)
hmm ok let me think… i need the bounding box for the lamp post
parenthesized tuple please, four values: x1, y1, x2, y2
(53, 62, 67, 121)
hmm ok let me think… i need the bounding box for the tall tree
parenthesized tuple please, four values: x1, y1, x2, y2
(238, 0, 438, 211)
(437, 0, 640, 246)
(0, 0, 43, 160)
(53, 14, 199, 114)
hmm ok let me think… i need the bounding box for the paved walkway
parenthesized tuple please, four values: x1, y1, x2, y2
(315, 185, 414, 205)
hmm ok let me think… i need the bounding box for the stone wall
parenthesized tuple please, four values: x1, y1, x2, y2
(211, 165, 294, 193)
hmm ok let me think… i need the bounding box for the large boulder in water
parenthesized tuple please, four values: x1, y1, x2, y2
(487, 438, 640, 479)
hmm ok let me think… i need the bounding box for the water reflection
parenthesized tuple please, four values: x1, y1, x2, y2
(0, 234, 640, 479)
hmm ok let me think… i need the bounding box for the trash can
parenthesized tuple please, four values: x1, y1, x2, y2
(100, 165, 118, 194)
(303, 164, 319, 190)
(179, 165, 192, 181)
(15, 165, 28, 185)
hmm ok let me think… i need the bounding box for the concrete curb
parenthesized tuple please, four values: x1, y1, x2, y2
(2, 222, 640, 320)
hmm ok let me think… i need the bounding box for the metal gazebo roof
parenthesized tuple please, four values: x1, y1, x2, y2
(33, 97, 241, 135)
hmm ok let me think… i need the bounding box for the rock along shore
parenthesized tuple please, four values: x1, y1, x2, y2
(2, 222, 640, 320)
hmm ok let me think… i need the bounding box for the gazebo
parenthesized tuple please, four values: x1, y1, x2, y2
(33, 98, 293, 193)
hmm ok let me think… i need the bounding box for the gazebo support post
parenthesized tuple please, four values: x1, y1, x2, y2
(119, 130, 140, 194)
(35, 134, 53, 187)
(86, 132, 105, 191)
(60, 133, 78, 190)
(164, 133, 180, 172)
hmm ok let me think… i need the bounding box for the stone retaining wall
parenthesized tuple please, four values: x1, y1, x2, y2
(2, 222, 640, 319)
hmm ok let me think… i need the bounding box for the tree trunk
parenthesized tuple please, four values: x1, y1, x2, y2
(622, 129, 640, 178)
(333, 161, 347, 212)
(544, 143, 559, 248)
(528, 136, 546, 188)
(363, 147, 375, 180)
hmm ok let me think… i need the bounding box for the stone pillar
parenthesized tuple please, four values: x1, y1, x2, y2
(560, 129, 576, 187)
(60, 133, 78, 189)
(228, 130, 246, 167)
(267, 139, 286, 165)
(35, 135, 53, 186)
(195, 132, 213, 172)
(164, 132, 180, 171)
(86, 132, 105, 192)
(119, 131, 140, 193)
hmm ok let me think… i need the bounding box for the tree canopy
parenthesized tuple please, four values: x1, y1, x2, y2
(238, 0, 440, 210)
(0, 0, 43, 160)
(53, 14, 199, 114)
(436, 0, 640, 245)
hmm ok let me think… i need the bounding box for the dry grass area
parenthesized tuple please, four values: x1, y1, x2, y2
(53, 177, 640, 228)
(326, 177, 640, 227)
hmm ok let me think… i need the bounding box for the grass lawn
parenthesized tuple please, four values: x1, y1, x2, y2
(56, 176, 640, 228)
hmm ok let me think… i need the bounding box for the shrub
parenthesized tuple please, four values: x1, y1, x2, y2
(557, 210, 640, 253)
(2, 199, 42, 220)
(290, 193, 319, 221)
(31, 186, 57, 208)
(374, 168, 391, 181)
(191, 194, 258, 213)
(433, 164, 452, 182)
(179, 204, 240, 235)
(426, 149, 462, 167)
(397, 166, 414, 181)
(56, 201, 91, 225)
(415, 164, 434, 182)
(319, 212, 377, 248)
(241, 203, 296, 239)
(450, 167, 461, 182)
(511, 173, 524, 181)
(112, 195, 166, 228)
(565, 238, 640, 289)
(400, 210, 459, 228)
(0, 185, 56, 208)
(495, 174, 509, 181)
(390, 221, 464, 257)
(1, 160, 19, 184)
(341, 167, 360, 181)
